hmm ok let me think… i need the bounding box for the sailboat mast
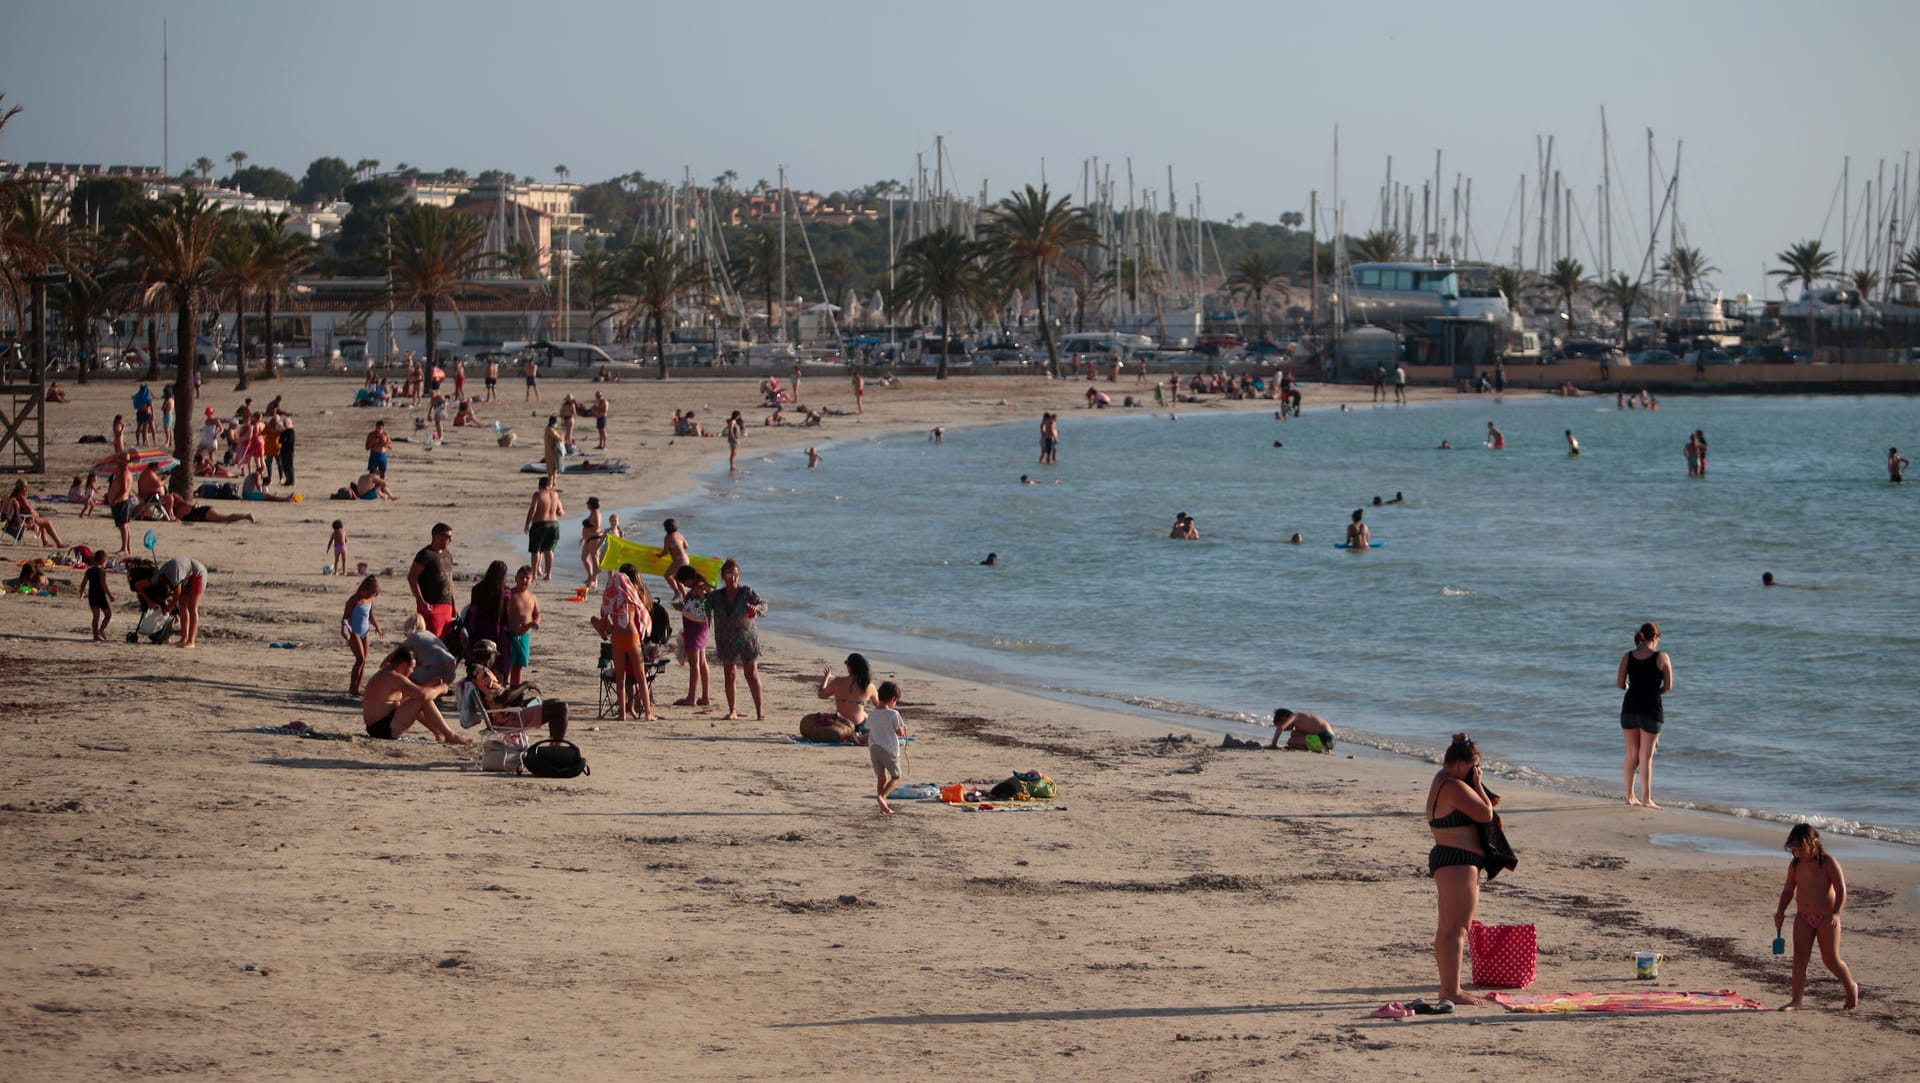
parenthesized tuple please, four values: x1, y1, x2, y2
(777, 164, 787, 343)
(1600, 106, 1612, 279)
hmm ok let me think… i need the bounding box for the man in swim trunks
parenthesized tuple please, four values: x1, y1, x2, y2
(1890, 447, 1909, 484)
(524, 356, 541, 402)
(504, 565, 541, 685)
(484, 357, 499, 402)
(524, 477, 565, 581)
(361, 645, 466, 743)
(1485, 421, 1505, 450)
(365, 419, 392, 476)
(408, 523, 457, 636)
(1270, 708, 1337, 751)
(105, 454, 138, 554)
(592, 391, 610, 450)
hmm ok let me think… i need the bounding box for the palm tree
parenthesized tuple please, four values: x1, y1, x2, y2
(504, 240, 545, 281)
(554, 164, 569, 184)
(122, 191, 225, 494)
(1894, 246, 1920, 300)
(571, 245, 624, 342)
(1225, 251, 1289, 344)
(1351, 229, 1408, 263)
(382, 202, 493, 369)
(1659, 246, 1718, 296)
(1491, 267, 1528, 311)
(1546, 258, 1586, 340)
(980, 183, 1100, 378)
(209, 216, 266, 389)
(1592, 273, 1642, 345)
(619, 235, 709, 380)
(252, 215, 318, 381)
(51, 225, 110, 383)
(193, 156, 216, 183)
(354, 158, 379, 180)
(1, 186, 65, 352)
(226, 151, 248, 180)
(729, 227, 787, 339)
(894, 227, 993, 380)
(1849, 268, 1881, 301)
(1773, 240, 1836, 351)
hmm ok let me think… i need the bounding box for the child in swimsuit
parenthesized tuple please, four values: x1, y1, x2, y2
(341, 575, 383, 696)
(1773, 824, 1860, 1010)
(328, 520, 350, 576)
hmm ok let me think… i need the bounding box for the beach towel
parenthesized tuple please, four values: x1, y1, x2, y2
(783, 735, 914, 747)
(1486, 990, 1768, 1014)
(252, 723, 354, 741)
(954, 803, 1068, 813)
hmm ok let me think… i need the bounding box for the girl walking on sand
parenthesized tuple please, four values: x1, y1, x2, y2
(1774, 824, 1860, 1010)
(341, 576, 384, 696)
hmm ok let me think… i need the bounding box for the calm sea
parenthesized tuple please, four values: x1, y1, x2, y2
(644, 393, 1920, 843)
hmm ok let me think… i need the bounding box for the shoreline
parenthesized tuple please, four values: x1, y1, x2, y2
(4, 374, 1915, 1081)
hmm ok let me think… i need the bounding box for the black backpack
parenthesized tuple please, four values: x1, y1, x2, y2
(523, 738, 590, 779)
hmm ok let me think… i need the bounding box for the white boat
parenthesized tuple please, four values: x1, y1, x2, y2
(1332, 262, 1511, 331)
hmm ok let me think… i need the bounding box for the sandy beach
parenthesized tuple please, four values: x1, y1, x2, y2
(2, 370, 1915, 1082)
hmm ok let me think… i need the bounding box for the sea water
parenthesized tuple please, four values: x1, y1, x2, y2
(653, 393, 1920, 843)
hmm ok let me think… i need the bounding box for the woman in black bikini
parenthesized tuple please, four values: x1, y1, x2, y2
(1616, 621, 1673, 808)
(1427, 732, 1495, 1006)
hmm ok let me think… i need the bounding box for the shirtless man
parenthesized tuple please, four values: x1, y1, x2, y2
(361, 646, 467, 743)
(164, 492, 254, 525)
(1169, 512, 1200, 540)
(365, 419, 393, 477)
(1890, 447, 1909, 484)
(106, 455, 138, 553)
(1270, 708, 1337, 751)
(1346, 509, 1370, 548)
(503, 565, 542, 685)
(523, 357, 541, 402)
(592, 391, 610, 450)
(484, 356, 499, 402)
(524, 476, 565, 581)
(1485, 421, 1505, 450)
(662, 518, 691, 600)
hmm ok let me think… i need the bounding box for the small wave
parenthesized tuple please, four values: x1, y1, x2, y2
(1441, 586, 1472, 597)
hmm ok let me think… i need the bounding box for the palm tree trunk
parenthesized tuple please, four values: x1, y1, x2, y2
(1037, 270, 1060, 379)
(653, 308, 668, 381)
(936, 295, 950, 381)
(171, 293, 196, 497)
(145, 316, 160, 381)
(262, 294, 276, 380)
(423, 297, 437, 371)
(234, 294, 251, 390)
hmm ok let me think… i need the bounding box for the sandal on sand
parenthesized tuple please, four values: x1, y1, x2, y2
(1370, 1003, 1414, 1019)
(1408, 999, 1455, 1015)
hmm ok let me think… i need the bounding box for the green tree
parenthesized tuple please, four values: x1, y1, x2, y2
(1772, 240, 1836, 351)
(381, 202, 493, 367)
(193, 156, 216, 182)
(297, 157, 355, 205)
(1225, 251, 1289, 344)
(1592, 273, 1642, 345)
(1546, 258, 1586, 340)
(1279, 211, 1305, 229)
(1351, 229, 1408, 263)
(1849, 268, 1881, 301)
(209, 216, 266, 389)
(1, 185, 67, 368)
(729, 227, 789, 339)
(571, 245, 625, 342)
(252, 215, 318, 380)
(894, 227, 993, 380)
(123, 191, 226, 494)
(49, 225, 110, 383)
(1658, 246, 1718, 296)
(227, 150, 248, 177)
(228, 165, 299, 201)
(1491, 266, 1528, 310)
(353, 158, 380, 180)
(981, 183, 1100, 378)
(1894, 246, 1920, 298)
(619, 235, 709, 380)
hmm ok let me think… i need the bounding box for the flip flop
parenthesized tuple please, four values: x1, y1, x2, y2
(1369, 1002, 1414, 1019)
(1408, 998, 1455, 1015)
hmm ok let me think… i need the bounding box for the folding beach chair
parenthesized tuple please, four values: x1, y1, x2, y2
(454, 678, 549, 773)
(597, 601, 674, 719)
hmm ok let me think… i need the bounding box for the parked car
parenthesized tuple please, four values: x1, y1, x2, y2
(1685, 348, 1739, 366)
(1630, 348, 1681, 364)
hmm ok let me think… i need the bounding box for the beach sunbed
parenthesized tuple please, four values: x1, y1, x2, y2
(453, 678, 549, 773)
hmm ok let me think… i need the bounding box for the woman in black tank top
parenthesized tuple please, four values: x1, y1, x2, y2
(1615, 621, 1674, 808)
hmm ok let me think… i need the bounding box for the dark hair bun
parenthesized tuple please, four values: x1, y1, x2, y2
(1450, 732, 1470, 745)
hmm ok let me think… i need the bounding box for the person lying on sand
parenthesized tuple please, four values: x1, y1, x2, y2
(1270, 708, 1336, 751)
(164, 493, 255, 525)
(361, 646, 467, 743)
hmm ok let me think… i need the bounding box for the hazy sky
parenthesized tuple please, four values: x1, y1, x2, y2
(3, 0, 1914, 298)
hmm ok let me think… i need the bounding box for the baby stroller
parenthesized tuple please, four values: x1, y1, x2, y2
(598, 600, 674, 719)
(123, 557, 177, 644)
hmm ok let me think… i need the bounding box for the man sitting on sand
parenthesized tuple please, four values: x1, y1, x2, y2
(1270, 708, 1336, 752)
(361, 645, 468, 743)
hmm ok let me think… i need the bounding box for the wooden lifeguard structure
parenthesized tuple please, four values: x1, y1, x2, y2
(0, 271, 64, 475)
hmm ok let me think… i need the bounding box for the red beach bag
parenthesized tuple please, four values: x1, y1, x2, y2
(1469, 921, 1537, 989)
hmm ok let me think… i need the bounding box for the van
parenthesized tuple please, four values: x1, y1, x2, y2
(503, 340, 618, 368)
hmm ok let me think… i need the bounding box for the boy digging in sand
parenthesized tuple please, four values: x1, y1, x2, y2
(1774, 823, 1860, 1010)
(867, 681, 907, 813)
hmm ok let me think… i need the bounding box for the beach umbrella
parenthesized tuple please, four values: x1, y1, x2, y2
(90, 449, 179, 477)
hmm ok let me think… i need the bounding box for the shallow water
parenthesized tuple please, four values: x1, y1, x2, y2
(641, 393, 1920, 843)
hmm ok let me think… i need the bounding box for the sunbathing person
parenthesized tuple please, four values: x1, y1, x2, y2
(361, 645, 468, 743)
(194, 451, 238, 478)
(164, 492, 255, 525)
(465, 640, 568, 740)
(3, 481, 65, 546)
(241, 468, 298, 502)
(334, 473, 396, 501)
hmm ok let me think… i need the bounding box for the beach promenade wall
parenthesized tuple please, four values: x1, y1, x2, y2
(1403, 362, 1920, 393)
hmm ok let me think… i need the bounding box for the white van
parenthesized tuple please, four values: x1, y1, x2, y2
(503, 340, 618, 368)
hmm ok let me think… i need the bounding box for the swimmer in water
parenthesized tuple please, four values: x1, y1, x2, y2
(1387, 491, 1405, 505)
(1372, 496, 1384, 506)
(1288, 533, 1305, 544)
(1346, 509, 1370, 548)
(1891, 447, 1909, 483)
(981, 552, 997, 566)
(1019, 475, 1036, 485)
(1566, 429, 1581, 456)
(1763, 572, 1778, 587)
(1486, 422, 1505, 450)
(1436, 440, 1454, 450)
